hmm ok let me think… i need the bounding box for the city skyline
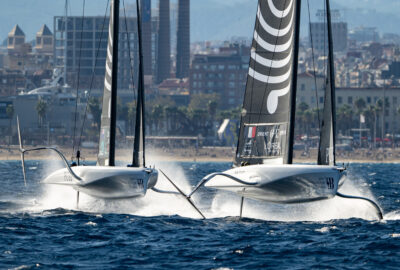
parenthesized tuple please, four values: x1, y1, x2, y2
(0, 0, 400, 43)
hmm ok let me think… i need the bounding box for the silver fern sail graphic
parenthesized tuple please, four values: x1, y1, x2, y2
(235, 0, 297, 166)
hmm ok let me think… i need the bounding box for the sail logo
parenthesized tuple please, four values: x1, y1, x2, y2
(248, 0, 294, 114)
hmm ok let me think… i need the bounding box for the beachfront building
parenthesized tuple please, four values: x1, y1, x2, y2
(296, 72, 400, 134)
(189, 44, 249, 109)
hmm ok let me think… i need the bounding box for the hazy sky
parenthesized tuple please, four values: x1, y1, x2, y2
(0, 0, 399, 42)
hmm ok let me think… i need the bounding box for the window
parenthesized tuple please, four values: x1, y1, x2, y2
(338, 97, 343, 104)
(301, 84, 305, 91)
(311, 97, 315, 104)
(348, 97, 353, 104)
(229, 82, 235, 88)
(320, 97, 324, 103)
(44, 37, 52, 45)
(36, 37, 42, 45)
(367, 96, 371, 103)
(218, 65, 225, 70)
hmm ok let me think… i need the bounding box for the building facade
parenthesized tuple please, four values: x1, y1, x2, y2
(190, 44, 249, 109)
(309, 22, 348, 52)
(53, 16, 139, 90)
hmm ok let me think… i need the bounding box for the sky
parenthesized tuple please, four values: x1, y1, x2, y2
(0, 0, 399, 42)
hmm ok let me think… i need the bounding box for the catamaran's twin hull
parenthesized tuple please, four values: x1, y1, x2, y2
(204, 164, 345, 203)
(42, 166, 158, 199)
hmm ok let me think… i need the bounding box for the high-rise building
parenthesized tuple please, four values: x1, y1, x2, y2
(53, 16, 139, 90)
(156, 0, 171, 84)
(309, 10, 348, 52)
(176, 0, 190, 79)
(141, 0, 152, 76)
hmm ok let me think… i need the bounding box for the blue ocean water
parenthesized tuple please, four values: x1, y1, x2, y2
(0, 160, 400, 269)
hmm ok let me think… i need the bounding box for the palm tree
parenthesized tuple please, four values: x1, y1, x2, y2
(364, 105, 377, 148)
(337, 105, 354, 135)
(6, 104, 14, 147)
(152, 104, 164, 134)
(88, 97, 101, 131)
(296, 102, 309, 135)
(36, 99, 47, 127)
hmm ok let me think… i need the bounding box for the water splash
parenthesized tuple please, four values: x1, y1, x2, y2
(18, 159, 387, 222)
(26, 159, 205, 219)
(207, 175, 383, 221)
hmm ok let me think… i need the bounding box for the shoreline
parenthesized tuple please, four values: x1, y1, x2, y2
(1, 145, 400, 164)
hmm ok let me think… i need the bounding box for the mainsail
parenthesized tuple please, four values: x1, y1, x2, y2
(318, 0, 336, 166)
(97, 0, 119, 166)
(235, 0, 300, 166)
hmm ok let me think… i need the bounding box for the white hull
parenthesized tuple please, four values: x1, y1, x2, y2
(204, 164, 345, 203)
(42, 166, 158, 199)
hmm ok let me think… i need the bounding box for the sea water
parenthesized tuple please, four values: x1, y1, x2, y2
(0, 160, 399, 269)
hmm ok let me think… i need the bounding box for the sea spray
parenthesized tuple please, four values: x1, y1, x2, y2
(208, 174, 382, 221)
(22, 158, 385, 221)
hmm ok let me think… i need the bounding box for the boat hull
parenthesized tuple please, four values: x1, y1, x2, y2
(204, 164, 345, 203)
(42, 166, 158, 199)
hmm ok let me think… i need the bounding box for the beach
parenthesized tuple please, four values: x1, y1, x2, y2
(1, 144, 400, 164)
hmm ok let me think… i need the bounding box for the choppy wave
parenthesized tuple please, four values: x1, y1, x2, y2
(0, 161, 399, 269)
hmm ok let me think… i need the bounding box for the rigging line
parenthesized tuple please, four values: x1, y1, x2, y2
(72, 0, 86, 159)
(250, 0, 289, 160)
(77, 0, 110, 149)
(122, 0, 137, 101)
(307, 0, 321, 131)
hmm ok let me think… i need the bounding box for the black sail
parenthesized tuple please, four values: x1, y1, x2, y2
(318, 0, 336, 166)
(97, 0, 119, 166)
(235, 0, 298, 166)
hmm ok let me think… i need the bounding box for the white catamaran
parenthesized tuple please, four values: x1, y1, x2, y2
(189, 0, 382, 219)
(18, 0, 158, 205)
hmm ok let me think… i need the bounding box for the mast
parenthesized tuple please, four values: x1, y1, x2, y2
(97, 0, 119, 166)
(64, 0, 68, 85)
(109, 0, 119, 166)
(287, 0, 302, 164)
(132, 0, 146, 167)
(317, 0, 336, 165)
